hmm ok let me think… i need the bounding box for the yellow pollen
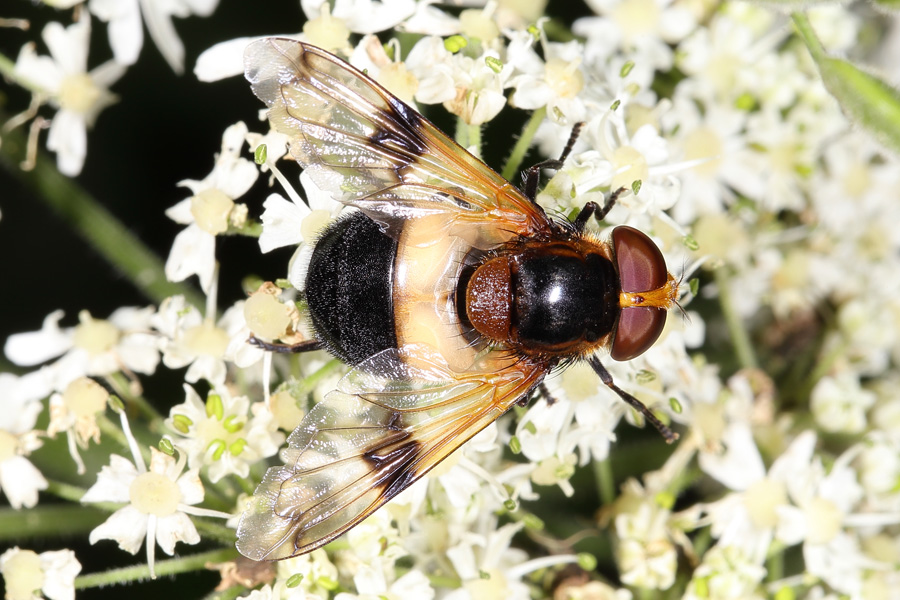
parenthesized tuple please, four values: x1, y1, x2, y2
(58, 73, 101, 114)
(303, 4, 350, 52)
(301, 209, 334, 243)
(545, 58, 584, 99)
(183, 321, 229, 357)
(683, 127, 723, 178)
(459, 8, 500, 41)
(464, 568, 507, 599)
(0, 430, 18, 462)
(613, 0, 660, 39)
(744, 478, 787, 529)
(244, 293, 291, 340)
(2, 549, 45, 600)
(806, 497, 842, 544)
(63, 377, 109, 418)
(72, 312, 119, 355)
(191, 188, 234, 235)
(611, 146, 649, 191)
(129, 471, 181, 516)
(841, 162, 870, 198)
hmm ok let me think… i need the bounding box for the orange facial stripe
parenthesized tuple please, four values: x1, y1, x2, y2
(619, 273, 678, 309)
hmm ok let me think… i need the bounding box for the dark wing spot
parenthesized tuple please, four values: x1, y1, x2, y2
(363, 437, 422, 501)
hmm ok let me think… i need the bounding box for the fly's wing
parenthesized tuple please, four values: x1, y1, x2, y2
(243, 38, 553, 246)
(236, 345, 545, 561)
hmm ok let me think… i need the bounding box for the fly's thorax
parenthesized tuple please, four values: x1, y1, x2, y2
(464, 238, 621, 358)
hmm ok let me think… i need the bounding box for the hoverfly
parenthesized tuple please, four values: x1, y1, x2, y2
(237, 38, 679, 561)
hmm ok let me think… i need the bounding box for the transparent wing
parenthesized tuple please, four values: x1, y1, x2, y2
(244, 38, 552, 245)
(236, 344, 545, 561)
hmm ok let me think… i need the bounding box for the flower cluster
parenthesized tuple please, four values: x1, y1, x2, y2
(3, 1, 900, 600)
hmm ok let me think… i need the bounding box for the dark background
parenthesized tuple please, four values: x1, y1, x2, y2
(0, 2, 303, 353)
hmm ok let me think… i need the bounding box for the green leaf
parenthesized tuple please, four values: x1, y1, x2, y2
(816, 56, 900, 152)
(793, 13, 900, 153)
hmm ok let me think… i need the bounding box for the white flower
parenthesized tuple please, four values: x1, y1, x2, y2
(337, 509, 406, 575)
(258, 172, 344, 254)
(405, 36, 509, 126)
(335, 564, 434, 600)
(82, 440, 229, 579)
(89, 0, 220, 73)
(810, 371, 876, 435)
(676, 10, 775, 104)
(551, 361, 624, 463)
(195, 35, 272, 82)
(242, 583, 323, 600)
(0, 374, 48, 510)
(741, 108, 815, 213)
(508, 32, 588, 124)
(613, 483, 678, 589)
(165, 121, 258, 292)
(573, 0, 696, 74)
(660, 85, 758, 222)
(516, 397, 579, 496)
(699, 423, 792, 564)
(0, 547, 81, 600)
(303, 0, 417, 35)
(4, 308, 159, 391)
(165, 384, 283, 483)
(349, 35, 420, 106)
(48, 377, 110, 475)
(151, 295, 231, 385)
(276, 549, 341, 598)
(444, 522, 531, 600)
(399, 0, 462, 36)
(683, 545, 765, 600)
(857, 432, 900, 512)
(13, 17, 125, 176)
(764, 435, 900, 596)
(559, 109, 682, 234)
(222, 298, 269, 369)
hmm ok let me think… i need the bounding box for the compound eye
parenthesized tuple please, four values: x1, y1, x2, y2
(612, 226, 667, 294)
(610, 226, 669, 361)
(611, 307, 667, 360)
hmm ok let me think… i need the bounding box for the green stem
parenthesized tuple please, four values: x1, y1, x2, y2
(74, 548, 237, 589)
(796, 337, 847, 401)
(97, 413, 144, 460)
(455, 117, 469, 148)
(713, 267, 758, 369)
(106, 372, 164, 423)
(0, 119, 206, 310)
(0, 51, 25, 88)
(502, 107, 546, 181)
(45, 479, 87, 503)
(203, 586, 247, 600)
(454, 118, 483, 156)
(467, 123, 482, 157)
(766, 548, 784, 583)
(192, 519, 237, 545)
(0, 504, 106, 540)
(593, 457, 615, 507)
(791, 14, 825, 61)
(295, 358, 344, 396)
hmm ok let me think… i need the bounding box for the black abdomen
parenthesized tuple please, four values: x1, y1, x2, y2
(306, 212, 398, 364)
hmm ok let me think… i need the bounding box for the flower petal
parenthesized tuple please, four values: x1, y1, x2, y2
(89, 506, 148, 554)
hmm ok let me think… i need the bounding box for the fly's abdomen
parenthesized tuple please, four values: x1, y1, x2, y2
(306, 212, 398, 364)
